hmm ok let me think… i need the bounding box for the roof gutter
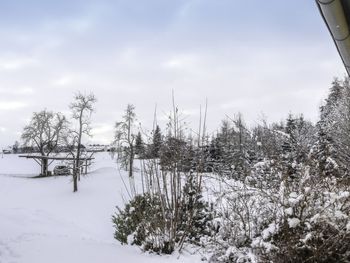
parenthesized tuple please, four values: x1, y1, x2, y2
(316, 0, 350, 75)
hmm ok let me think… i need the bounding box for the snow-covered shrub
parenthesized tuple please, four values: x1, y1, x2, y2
(209, 166, 350, 262)
(248, 159, 281, 188)
(261, 176, 350, 262)
(112, 177, 215, 254)
(112, 193, 169, 252)
(178, 172, 215, 245)
(209, 179, 280, 263)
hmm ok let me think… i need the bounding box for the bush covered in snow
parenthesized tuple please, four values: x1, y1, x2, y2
(262, 176, 350, 262)
(112, 193, 170, 253)
(112, 176, 215, 254)
(208, 166, 350, 263)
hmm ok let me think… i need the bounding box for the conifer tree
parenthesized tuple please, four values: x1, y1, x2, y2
(135, 131, 145, 158)
(151, 125, 162, 158)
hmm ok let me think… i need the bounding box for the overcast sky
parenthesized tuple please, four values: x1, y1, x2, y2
(0, 0, 346, 148)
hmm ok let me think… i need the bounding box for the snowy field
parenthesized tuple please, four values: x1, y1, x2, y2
(0, 153, 201, 263)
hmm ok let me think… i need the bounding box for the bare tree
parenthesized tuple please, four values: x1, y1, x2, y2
(115, 104, 137, 194)
(21, 110, 67, 176)
(68, 92, 97, 192)
(115, 104, 136, 176)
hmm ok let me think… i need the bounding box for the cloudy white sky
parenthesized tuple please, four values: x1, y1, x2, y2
(0, 0, 346, 148)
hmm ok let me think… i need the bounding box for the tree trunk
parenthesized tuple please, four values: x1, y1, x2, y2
(73, 162, 78, 192)
(129, 146, 134, 178)
(73, 173, 78, 192)
(74, 114, 83, 191)
(41, 158, 48, 176)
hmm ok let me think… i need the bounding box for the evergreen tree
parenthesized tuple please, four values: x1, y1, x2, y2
(214, 120, 234, 176)
(208, 136, 223, 173)
(252, 120, 283, 161)
(322, 78, 343, 119)
(213, 115, 255, 179)
(12, 141, 20, 154)
(178, 172, 213, 244)
(315, 77, 350, 177)
(312, 120, 340, 177)
(151, 125, 162, 158)
(281, 114, 315, 179)
(231, 114, 254, 179)
(135, 131, 145, 158)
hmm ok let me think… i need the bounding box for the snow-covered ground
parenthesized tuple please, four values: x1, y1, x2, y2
(0, 153, 201, 263)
